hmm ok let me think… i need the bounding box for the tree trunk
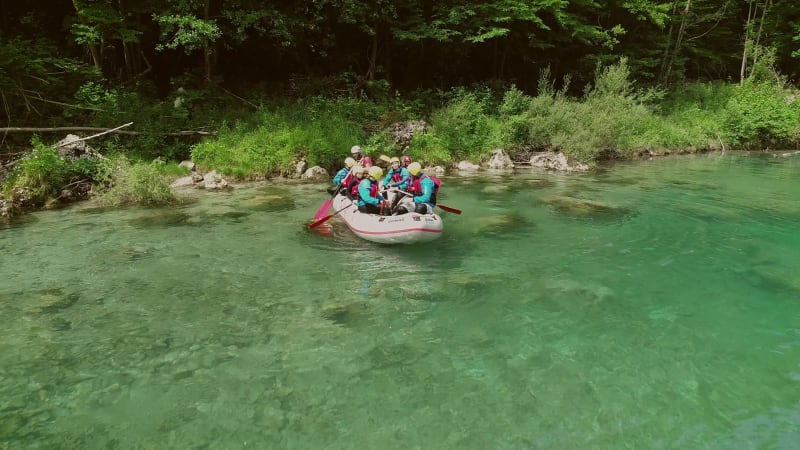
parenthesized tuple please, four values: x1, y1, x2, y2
(367, 31, 378, 80)
(740, 0, 754, 84)
(71, 0, 103, 74)
(203, 0, 213, 85)
(663, 0, 692, 85)
(752, 0, 771, 69)
(658, 1, 679, 85)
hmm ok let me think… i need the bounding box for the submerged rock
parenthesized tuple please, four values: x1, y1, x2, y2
(540, 195, 633, 219)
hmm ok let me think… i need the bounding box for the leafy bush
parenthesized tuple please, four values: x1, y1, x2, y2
(2, 139, 71, 203)
(191, 98, 370, 177)
(406, 132, 452, 166)
(724, 81, 800, 147)
(427, 89, 500, 161)
(96, 156, 175, 206)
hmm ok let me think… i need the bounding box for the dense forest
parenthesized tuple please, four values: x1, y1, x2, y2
(1, 1, 800, 214)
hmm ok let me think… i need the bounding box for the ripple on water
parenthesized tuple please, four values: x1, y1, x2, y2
(539, 194, 636, 222)
(236, 193, 295, 212)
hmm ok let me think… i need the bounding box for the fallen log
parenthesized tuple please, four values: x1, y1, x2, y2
(0, 126, 216, 136)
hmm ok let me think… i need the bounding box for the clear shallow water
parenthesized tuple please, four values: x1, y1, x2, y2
(2, 152, 800, 448)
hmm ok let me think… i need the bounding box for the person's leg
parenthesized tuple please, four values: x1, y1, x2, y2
(361, 203, 381, 215)
(414, 203, 432, 214)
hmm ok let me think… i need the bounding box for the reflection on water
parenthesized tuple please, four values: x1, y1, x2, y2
(2, 152, 800, 448)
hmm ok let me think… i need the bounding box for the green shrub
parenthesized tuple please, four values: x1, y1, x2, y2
(406, 132, 452, 166)
(191, 98, 372, 177)
(724, 81, 800, 147)
(97, 156, 175, 206)
(427, 89, 499, 161)
(2, 138, 70, 204)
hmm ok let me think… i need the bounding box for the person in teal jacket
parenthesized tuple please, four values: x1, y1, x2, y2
(381, 157, 410, 190)
(397, 162, 437, 214)
(358, 166, 388, 215)
(333, 157, 356, 185)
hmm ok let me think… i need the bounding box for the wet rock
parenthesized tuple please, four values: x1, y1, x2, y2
(292, 159, 308, 178)
(55, 134, 105, 161)
(129, 211, 193, 228)
(530, 151, 590, 172)
(179, 160, 196, 171)
(170, 176, 195, 188)
(457, 161, 480, 171)
(237, 194, 294, 212)
(0, 198, 17, 219)
(202, 170, 229, 190)
(390, 120, 428, 151)
(541, 195, 632, 218)
(25, 289, 80, 314)
(485, 149, 514, 169)
(470, 213, 531, 235)
(301, 166, 328, 181)
(481, 184, 511, 195)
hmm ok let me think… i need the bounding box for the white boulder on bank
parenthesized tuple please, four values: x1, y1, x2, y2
(530, 151, 590, 172)
(457, 161, 480, 171)
(485, 149, 514, 169)
(301, 166, 329, 181)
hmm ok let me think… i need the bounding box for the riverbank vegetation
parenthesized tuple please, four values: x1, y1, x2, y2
(2, 0, 800, 213)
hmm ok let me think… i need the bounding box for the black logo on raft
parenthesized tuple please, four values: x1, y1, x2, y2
(412, 216, 420, 221)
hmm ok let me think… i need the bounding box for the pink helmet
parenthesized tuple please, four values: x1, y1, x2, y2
(362, 156, 372, 168)
(402, 155, 412, 166)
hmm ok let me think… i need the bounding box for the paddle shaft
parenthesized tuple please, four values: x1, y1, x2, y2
(313, 198, 333, 221)
(394, 189, 462, 215)
(309, 202, 355, 228)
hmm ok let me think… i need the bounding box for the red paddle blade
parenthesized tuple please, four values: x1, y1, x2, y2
(437, 204, 462, 215)
(309, 213, 335, 229)
(313, 198, 333, 221)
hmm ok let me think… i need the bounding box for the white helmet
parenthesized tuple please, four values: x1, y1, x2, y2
(350, 145, 362, 154)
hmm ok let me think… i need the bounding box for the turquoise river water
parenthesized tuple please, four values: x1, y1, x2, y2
(1, 152, 799, 448)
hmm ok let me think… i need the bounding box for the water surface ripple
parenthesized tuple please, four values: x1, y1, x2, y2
(2, 153, 799, 448)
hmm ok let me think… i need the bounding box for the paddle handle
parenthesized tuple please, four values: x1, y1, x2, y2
(394, 189, 462, 215)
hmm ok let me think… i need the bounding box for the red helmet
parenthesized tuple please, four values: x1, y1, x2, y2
(362, 156, 372, 168)
(402, 155, 412, 166)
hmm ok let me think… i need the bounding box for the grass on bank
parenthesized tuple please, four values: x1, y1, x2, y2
(189, 59, 799, 178)
(2, 139, 178, 208)
(4, 59, 799, 212)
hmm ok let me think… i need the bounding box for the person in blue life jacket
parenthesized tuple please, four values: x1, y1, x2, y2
(330, 157, 357, 195)
(397, 162, 438, 215)
(380, 156, 410, 212)
(381, 157, 410, 191)
(358, 166, 389, 215)
(345, 165, 366, 201)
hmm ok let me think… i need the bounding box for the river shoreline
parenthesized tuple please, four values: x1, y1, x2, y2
(3, 149, 798, 224)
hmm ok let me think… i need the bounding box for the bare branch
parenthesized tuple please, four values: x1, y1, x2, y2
(0, 126, 216, 136)
(55, 122, 134, 147)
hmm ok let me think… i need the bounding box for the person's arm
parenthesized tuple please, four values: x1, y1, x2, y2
(382, 171, 392, 187)
(413, 177, 434, 204)
(358, 180, 381, 206)
(391, 168, 410, 188)
(333, 168, 347, 185)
